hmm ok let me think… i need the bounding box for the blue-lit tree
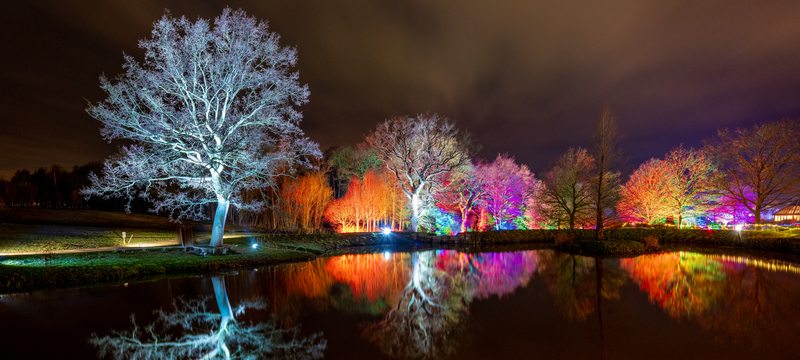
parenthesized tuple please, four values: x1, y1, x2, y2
(82, 9, 319, 247)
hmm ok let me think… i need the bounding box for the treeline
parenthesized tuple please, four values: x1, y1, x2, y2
(5, 114, 799, 234)
(0, 163, 150, 212)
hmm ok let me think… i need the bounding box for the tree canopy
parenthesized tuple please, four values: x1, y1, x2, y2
(82, 9, 319, 246)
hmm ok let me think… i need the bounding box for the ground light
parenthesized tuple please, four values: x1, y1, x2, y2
(252, 243, 258, 249)
(383, 252, 392, 260)
(382, 228, 392, 235)
(735, 224, 743, 231)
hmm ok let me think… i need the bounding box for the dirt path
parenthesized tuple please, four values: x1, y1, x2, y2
(0, 240, 180, 256)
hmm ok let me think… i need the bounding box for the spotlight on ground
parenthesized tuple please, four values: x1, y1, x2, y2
(382, 228, 392, 235)
(252, 243, 258, 249)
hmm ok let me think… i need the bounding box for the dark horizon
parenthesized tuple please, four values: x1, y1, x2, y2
(3, 0, 800, 180)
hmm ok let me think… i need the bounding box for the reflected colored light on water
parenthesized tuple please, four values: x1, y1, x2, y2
(701, 253, 800, 275)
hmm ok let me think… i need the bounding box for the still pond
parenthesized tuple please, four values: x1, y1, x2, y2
(1, 248, 799, 359)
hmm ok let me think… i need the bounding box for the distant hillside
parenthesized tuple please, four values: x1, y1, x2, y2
(0, 207, 212, 230)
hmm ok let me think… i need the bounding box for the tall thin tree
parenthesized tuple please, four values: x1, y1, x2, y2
(590, 106, 623, 239)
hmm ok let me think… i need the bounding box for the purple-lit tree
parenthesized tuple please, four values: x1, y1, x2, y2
(481, 154, 535, 230)
(366, 114, 473, 231)
(82, 9, 319, 247)
(703, 119, 800, 226)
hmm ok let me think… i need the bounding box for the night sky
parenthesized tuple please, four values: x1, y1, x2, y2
(3, 0, 800, 180)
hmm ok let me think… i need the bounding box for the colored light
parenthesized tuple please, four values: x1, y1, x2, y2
(252, 243, 258, 249)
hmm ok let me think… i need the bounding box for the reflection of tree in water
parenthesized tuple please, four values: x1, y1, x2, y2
(698, 265, 800, 353)
(620, 253, 725, 318)
(622, 252, 800, 355)
(89, 276, 326, 360)
(537, 252, 627, 322)
(362, 251, 471, 359)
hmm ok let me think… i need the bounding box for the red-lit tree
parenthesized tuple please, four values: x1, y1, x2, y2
(433, 164, 488, 233)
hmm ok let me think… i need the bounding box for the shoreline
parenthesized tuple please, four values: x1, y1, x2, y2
(2, 229, 799, 294)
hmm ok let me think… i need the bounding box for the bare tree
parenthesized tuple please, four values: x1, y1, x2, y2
(590, 106, 623, 239)
(362, 251, 469, 359)
(89, 276, 326, 360)
(703, 119, 800, 226)
(538, 148, 596, 230)
(81, 9, 319, 247)
(366, 114, 472, 232)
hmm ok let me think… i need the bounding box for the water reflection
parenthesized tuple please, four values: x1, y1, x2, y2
(622, 253, 800, 351)
(82, 249, 800, 359)
(89, 276, 326, 360)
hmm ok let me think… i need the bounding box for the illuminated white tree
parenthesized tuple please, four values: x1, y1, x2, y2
(366, 114, 472, 231)
(89, 276, 326, 360)
(82, 9, 319, 247)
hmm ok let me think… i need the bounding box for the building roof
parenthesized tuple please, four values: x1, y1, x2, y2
(775, 205, 800, 216)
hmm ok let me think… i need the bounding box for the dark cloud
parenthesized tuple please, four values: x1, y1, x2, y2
(2, 0, 800, 179)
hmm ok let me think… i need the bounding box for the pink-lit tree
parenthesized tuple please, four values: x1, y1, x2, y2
(481, 154, 535, 230)
(81, 9, 319, 247)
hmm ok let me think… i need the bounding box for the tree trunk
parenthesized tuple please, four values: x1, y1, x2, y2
(410, 192, 421, 232)
(212, 276, 234, 327)
(210, 198, 229, 247)
(595, 170, 605, 240)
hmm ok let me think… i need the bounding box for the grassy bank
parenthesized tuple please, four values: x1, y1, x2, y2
(0, 208, 209, 253)
(456, 228, 800, 253)
(3, 222, 799, 293)
(0, 231, 420, 293)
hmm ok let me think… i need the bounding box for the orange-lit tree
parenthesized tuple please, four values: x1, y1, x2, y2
(617, 159, 672, 224)
(279, 171, 333, 233)
(324, 169, 407, 232)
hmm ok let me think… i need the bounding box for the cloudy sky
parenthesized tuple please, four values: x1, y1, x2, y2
(2, 0, 800, 179)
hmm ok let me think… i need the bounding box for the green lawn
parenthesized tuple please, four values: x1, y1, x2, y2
(0, 223, 187, 252)
(0, 236, 316, 293)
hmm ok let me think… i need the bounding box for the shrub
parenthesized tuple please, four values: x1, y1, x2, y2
(642, 235, 660, 248)
(554, 232, 574, 245)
